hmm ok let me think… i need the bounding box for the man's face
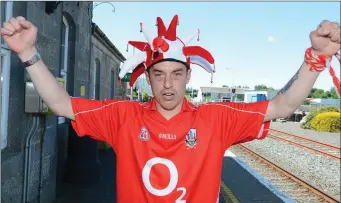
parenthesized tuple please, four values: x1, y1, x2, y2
(146, 61, 191, 111)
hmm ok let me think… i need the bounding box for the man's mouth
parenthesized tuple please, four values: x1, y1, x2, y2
(162, 92, 175, 100)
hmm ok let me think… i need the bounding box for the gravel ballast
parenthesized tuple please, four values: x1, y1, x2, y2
(229, 121, 340, 202)
(234, 137, 340, 202)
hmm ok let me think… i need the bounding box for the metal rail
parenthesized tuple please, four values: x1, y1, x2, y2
(270, 129, 340, 150)
(269, 129, 340, 161)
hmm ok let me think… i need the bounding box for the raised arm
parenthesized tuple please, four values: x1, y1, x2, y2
(1, 16, 74, 120)
(265, 20, 340, 122)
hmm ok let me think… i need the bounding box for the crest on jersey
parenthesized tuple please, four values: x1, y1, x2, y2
(185, 128, 197, 148)
(139, 126, 150, 141)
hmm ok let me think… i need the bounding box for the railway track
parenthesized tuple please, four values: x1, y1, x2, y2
(230, 144, 340, 203)
(268, 129, 340, 161)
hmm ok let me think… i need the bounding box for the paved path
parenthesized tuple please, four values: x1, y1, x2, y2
(54, 149, 117, 203)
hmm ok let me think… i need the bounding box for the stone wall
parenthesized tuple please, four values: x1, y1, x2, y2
(1, 2, 93, 203)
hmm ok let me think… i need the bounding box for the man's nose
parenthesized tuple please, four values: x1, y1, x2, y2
(163, 74, 173, 89)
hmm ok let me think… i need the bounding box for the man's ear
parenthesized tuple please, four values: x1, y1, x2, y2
(145, 70, 151, 85)
(186, 68, 192, 84)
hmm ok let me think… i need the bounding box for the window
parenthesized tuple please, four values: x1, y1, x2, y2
(94, 59, 100, 99)
(111, 69, 115, 98)
(58, 16, 69, 124)
(1, 3, 5, 21)
(1, 2, 13, 150)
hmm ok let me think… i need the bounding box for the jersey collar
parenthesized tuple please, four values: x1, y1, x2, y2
(143, 97, 197, 112)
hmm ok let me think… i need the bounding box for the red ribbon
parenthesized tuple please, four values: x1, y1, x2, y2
(305, 47, 340, 97)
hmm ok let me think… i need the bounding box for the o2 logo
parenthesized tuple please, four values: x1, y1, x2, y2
(142, 157, 187, 203)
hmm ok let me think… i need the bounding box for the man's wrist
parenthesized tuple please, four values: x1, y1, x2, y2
(311, 49, 332, 60)
(18, 47, 38, 62)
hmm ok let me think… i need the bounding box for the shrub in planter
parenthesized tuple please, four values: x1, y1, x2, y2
(311, 112, 341, 133)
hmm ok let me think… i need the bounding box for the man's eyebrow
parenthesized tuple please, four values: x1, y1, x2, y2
(173, 68, 185, 73)
(151, 69, 163, 73)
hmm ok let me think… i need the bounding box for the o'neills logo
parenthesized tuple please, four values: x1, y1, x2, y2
(159, 133, 176, 140)
(139, 126, 150, 141)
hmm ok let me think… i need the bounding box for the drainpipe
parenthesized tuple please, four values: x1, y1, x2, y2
(23, 116, 39, 203)
(38, 116, 46, 203)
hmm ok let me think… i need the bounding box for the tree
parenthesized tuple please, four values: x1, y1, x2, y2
(254, 85, 274, 91)
(308, 87, 339, 99)
(326, 87, 339, 99)
(303, 100, 311, 105)
(309, 88, 324, 98)
(186, 87, 198, 97)
(133, 84, 139, 96)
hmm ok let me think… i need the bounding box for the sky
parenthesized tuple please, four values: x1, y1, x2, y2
(92, 2, 340, 91)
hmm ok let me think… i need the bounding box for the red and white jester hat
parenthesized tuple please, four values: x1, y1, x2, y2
(118, 15, 216, 87)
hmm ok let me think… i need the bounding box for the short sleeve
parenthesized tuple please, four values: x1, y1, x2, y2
(71, 97, 122, 148)
(210, 100, 271, 149)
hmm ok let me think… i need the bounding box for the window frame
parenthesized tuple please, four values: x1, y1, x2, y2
(1, 1, 13, 150)
(58, 16, 70, 125)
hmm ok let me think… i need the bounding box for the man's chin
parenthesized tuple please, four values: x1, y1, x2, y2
(157, 99, 179, 111)
(155, 96, 184, 110)
(160, 101, 177, 110)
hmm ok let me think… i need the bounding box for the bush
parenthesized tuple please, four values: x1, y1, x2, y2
(300, 106, 340, 129)
(142, 92, 150, 102)
(311, 112, 341, 133)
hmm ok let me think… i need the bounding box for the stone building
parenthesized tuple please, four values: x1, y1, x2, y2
(90, 22, 126, 100)
(1, 2, 126, 203)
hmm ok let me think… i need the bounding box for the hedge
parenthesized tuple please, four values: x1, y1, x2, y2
(300, 106, 340, 129)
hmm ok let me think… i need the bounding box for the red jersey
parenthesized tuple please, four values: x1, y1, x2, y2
(71, 97, 270, 203)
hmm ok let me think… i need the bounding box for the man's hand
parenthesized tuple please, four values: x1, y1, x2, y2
(1, 16, 38, 61)
(310, 20, 340, 58)
(1, 17, 75, 120)
(265, 20, 340, 122)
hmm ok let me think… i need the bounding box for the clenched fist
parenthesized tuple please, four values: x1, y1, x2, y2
(1, 16, 38, 61)
(310, 20, 340, 58)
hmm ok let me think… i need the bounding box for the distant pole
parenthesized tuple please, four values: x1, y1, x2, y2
(210, 81, 213, 102)
(130, 86, 133, 100)
(130, 47, 135, 100)
(227, 67, 236, 102)
(137, 77, 140, 102)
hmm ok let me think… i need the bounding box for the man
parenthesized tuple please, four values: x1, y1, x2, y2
(1, 15, 340, 203)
